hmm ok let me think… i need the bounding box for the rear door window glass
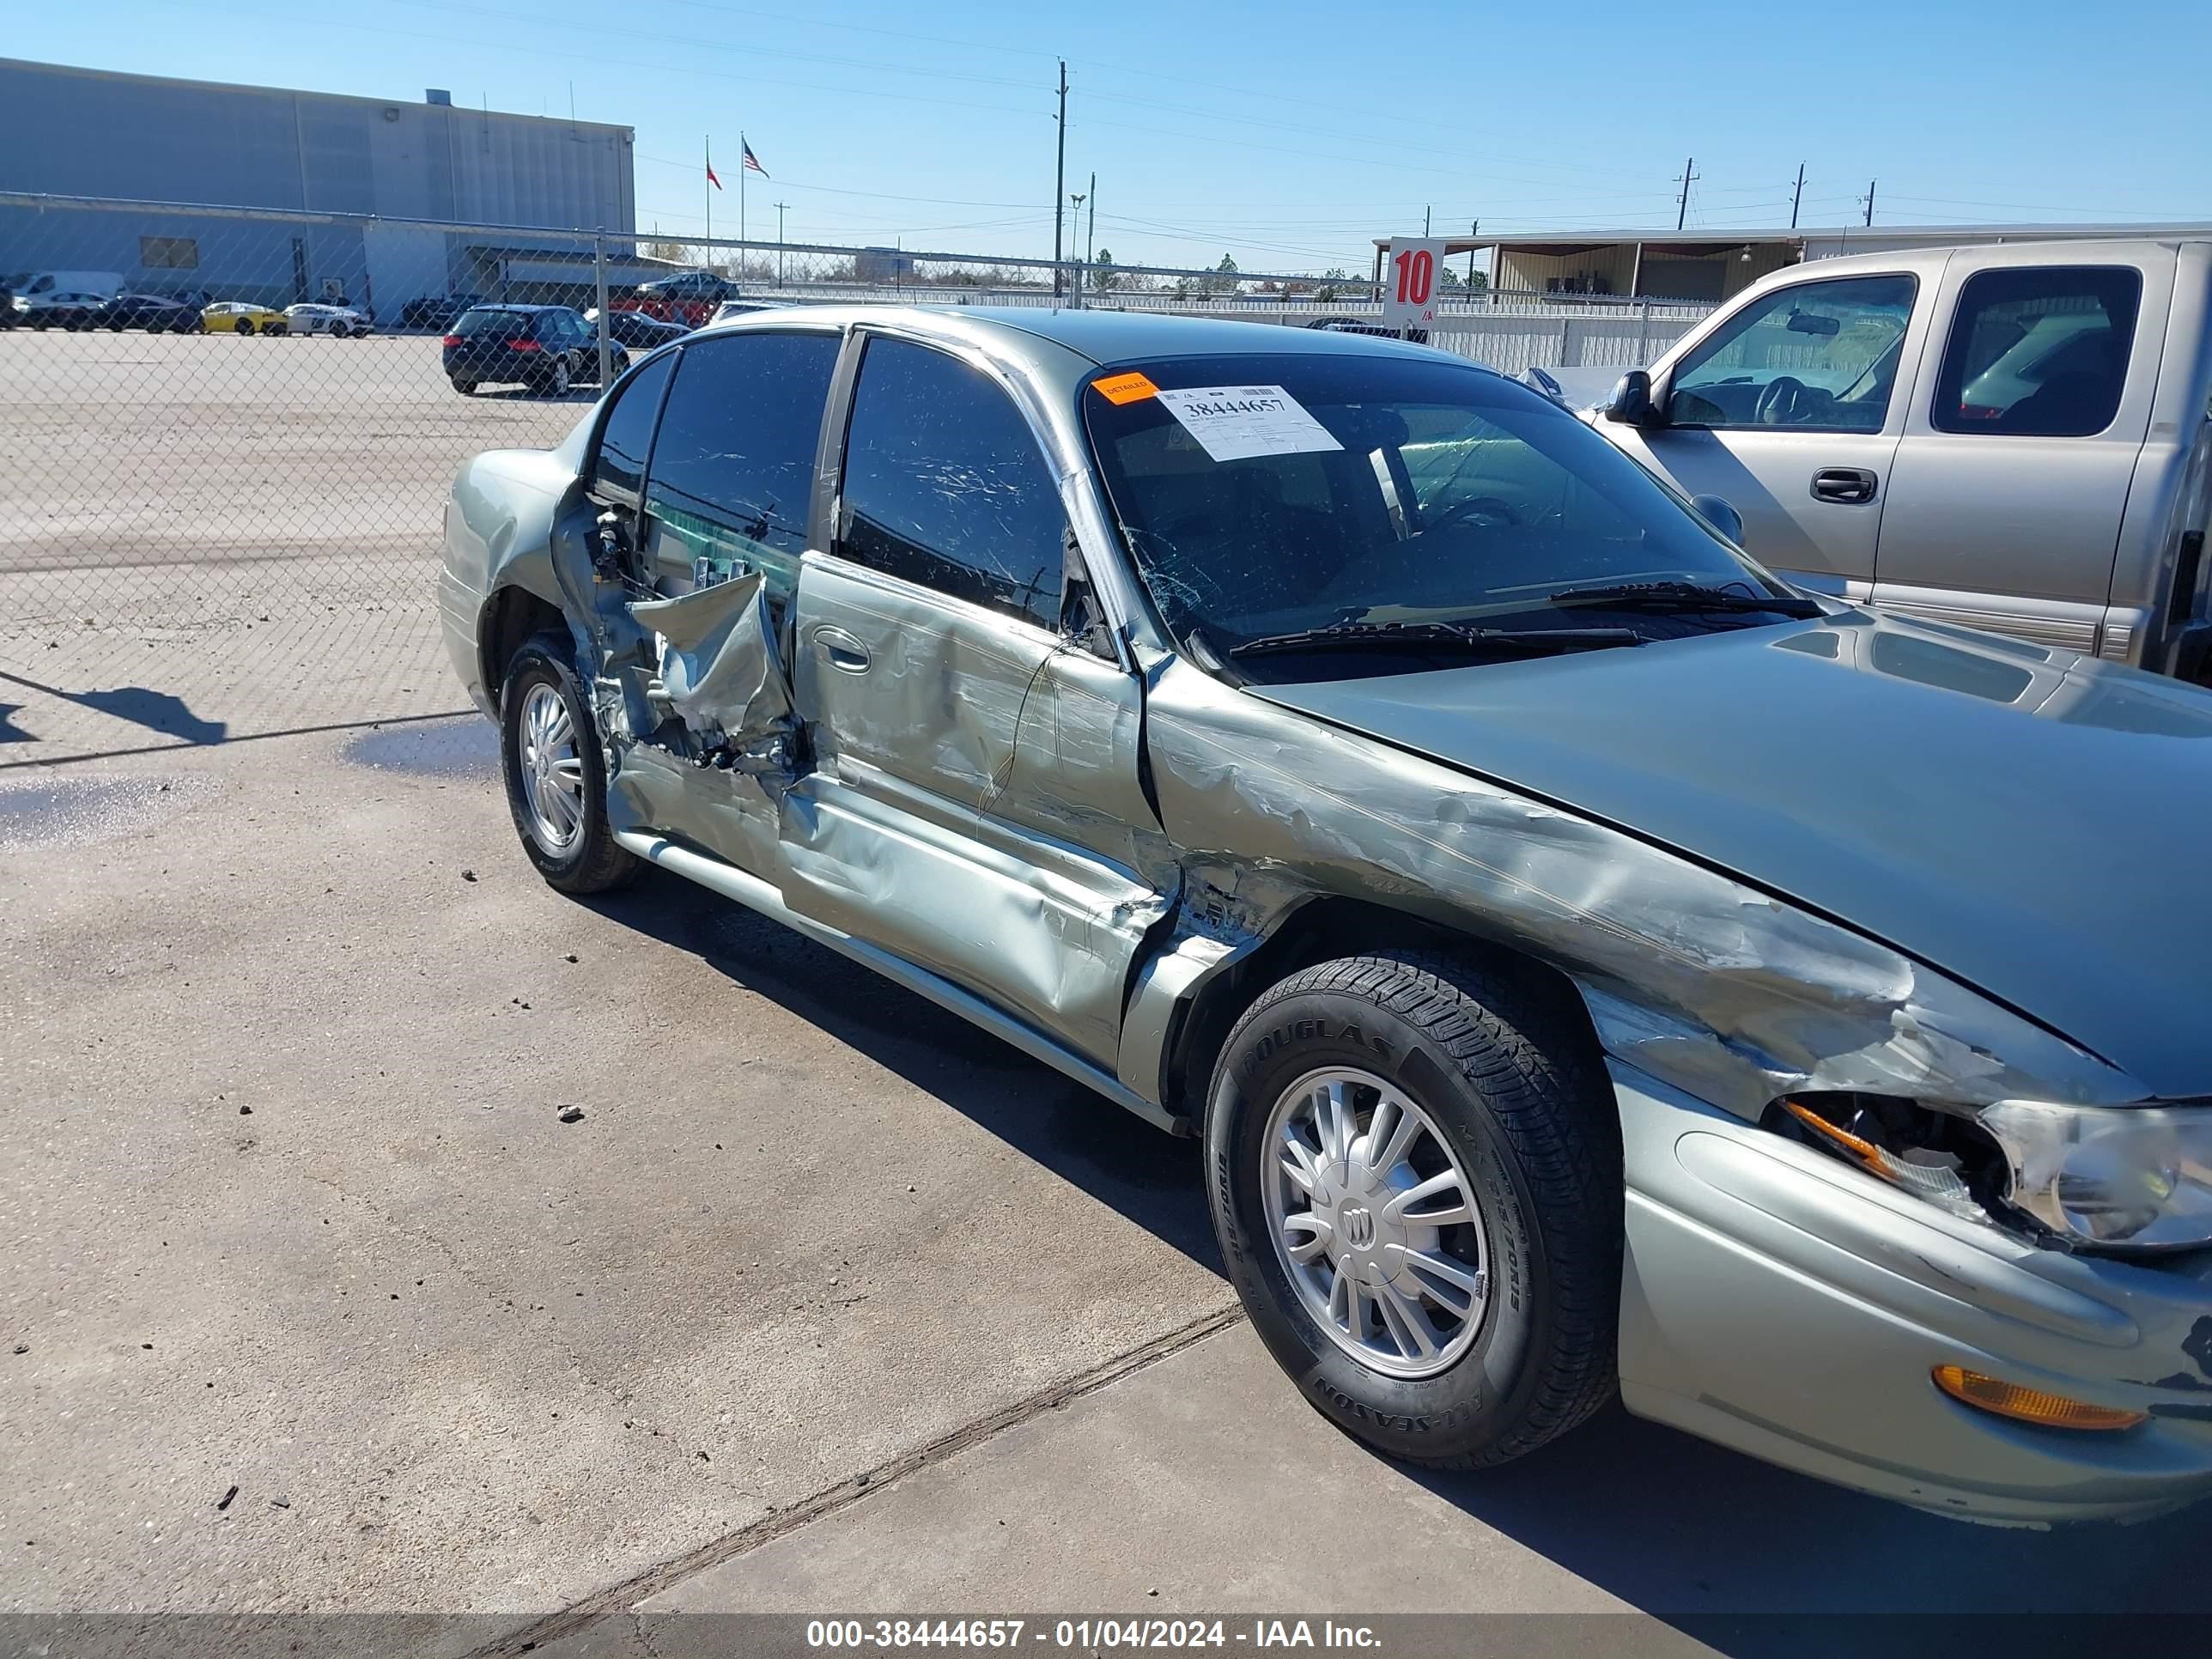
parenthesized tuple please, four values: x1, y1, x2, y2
(1930, 266, 2142, 437)
(834, 337, 1067, 631)
(641, 331, 841, 599)
(1669, 275, 1917, 431)
(591, 351, 674, 502)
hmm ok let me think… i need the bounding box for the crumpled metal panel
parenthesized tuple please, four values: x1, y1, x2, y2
(1139, 654, 2148, 1122)
(629, 569, 793, 750)
(777, 774, 1159, 1066)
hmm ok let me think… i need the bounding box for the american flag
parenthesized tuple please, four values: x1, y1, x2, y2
(741, 139, 768, 178)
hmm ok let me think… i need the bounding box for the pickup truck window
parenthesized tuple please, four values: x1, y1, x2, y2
(1668, 275, 1917, 433)
(1930, 265, 2142, 438)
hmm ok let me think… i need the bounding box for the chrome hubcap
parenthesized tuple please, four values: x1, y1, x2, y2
(1263, 1067, 1489, 1380)
(517, 682, 586, 853)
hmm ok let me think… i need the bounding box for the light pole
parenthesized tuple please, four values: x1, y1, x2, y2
(1068, 189, 1086, 308)
(773, 200, 789, 289)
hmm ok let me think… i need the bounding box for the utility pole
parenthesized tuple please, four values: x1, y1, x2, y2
(1861, 178, 1877, 227)
(1468, 220, 1479, 286)
(1424, 204, 1431, 237)
(1085, 170, 1097, 285)
(1674, 156, 1699, 231)
(774, 201, 789, 288)
(1052, 59, 1068, 297)
(1790, 162, 1806, 229)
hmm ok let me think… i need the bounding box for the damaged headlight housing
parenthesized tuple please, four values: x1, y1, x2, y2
(1775, 1093, 2212, 1252)
(1978, 1100, 2212, 1251)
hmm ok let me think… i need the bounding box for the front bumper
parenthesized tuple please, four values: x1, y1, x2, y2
(1614, 1062, 2212, 1524)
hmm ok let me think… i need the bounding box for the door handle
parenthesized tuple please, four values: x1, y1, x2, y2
(1810, 467, 1879, 505)
(812, 625, 872, 673)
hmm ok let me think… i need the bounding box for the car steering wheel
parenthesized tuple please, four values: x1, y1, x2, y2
(1755, 376, 1810, 425)
(1425, 495, 1522, 533)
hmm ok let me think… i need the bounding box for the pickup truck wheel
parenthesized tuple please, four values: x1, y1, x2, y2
(499, 635, 638, 896)
(1206, 951, 1621, 1468)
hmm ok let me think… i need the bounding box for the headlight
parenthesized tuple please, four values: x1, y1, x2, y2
(1978, 1100, 2212, 1251)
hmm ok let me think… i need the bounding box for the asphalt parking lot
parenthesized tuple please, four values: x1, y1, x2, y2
(0, 325, 586, 573)
(0, 326, 583, 760)
(7, 316, 2212, 1659)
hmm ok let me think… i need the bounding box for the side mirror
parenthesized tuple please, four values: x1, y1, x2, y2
(1691, 494, 1745, 546)
(1604, 368, 1657, 426)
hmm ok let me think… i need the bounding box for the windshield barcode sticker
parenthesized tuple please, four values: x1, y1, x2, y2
(1152, 385, 1344, 463)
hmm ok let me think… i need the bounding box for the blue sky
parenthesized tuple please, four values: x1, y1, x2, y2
(12, 0, 2211, 275)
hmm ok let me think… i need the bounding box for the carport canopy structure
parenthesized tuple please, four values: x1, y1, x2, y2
(1374, 222, 2212, 305)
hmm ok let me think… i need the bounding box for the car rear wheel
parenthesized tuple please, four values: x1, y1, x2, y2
(1206, 950, 1622, 1469)
(451, 378, 477, 395)
(499, 635, 638, 896)
(330, 321, 350, 338)
(542, 355, 572, 398)
(107, 317, 126, 331)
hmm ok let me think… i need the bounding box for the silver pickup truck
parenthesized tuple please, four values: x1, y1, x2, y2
(1590, 238, 2212, 684)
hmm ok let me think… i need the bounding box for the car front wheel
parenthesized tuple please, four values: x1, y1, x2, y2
(499, 634, 638, 896)
(1206, 950, 1622, 1469)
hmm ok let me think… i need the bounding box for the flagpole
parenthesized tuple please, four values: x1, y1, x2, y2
(738, 131, 748, 281)
(703, 136, 711, 253)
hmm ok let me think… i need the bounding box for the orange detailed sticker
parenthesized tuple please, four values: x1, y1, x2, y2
(1092, 371, 1160, 405)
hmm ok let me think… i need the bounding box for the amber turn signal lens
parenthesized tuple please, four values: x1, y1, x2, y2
(1932, 1365, 2146, 1432)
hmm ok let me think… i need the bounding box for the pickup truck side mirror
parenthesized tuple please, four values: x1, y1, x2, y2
(1604, 368, 1659, 427)
(1689, 494, 1745, 546)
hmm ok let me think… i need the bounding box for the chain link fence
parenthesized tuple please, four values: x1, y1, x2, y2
(0, 194, 1711, 762)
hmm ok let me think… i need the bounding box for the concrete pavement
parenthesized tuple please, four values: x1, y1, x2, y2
(1, 719, 1228, 1651)
(8, 718, 2212, 1659)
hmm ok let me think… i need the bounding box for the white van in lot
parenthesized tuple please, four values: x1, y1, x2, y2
(8, 270, 126, 329)
(12, 270, 125, 303)
(1590, 239, 2212, 685)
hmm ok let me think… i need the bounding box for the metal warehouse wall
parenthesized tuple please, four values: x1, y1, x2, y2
(0, 57, 635, 312)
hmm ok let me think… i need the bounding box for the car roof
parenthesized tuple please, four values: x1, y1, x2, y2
(463, 302, 563, 314)
(706, 303, 1478, 374)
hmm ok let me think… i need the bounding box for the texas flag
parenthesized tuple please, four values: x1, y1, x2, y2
(742, 138, 768, 178)
(706, 155, 722, 191)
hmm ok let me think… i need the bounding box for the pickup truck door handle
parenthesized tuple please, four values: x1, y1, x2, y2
(1810, 467, 1879, 505)
(812, 625, 872, 673)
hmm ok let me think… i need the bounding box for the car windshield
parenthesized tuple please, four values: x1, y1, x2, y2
(1083, 352, 1797, 671)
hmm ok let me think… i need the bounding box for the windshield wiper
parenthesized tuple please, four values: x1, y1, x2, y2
(1548, 580, 1825, 618)
(1228, 620, 1644, 660)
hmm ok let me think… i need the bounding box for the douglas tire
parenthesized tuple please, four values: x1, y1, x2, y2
(1206, 950, 1621, 1468)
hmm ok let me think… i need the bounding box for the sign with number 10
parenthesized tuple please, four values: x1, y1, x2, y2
(1382, 237, 1447, 331)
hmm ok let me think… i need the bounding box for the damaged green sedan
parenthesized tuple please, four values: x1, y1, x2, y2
(440, 307, 2212, 1524)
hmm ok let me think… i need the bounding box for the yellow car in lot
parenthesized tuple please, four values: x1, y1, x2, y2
(203, 301, 289, 337)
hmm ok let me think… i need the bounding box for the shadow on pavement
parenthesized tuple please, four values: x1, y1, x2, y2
(1411, 1399, 2212, 1643)
(0, 667, 228, 747)
(596, 866, 1223, 1277)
